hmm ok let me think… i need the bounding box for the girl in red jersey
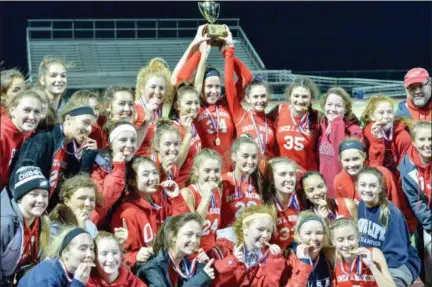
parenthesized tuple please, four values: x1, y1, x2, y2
(150, 119, 181, 182)
(330, 217, 396, 287)
(223, 29, 275, 174)
(211, 205, 313, 287)
(262, 157, 302, 250)
(181, 149, 222, 253)
(293, 211, 334, 287)
(88, 231, 147, 287)
(273, 77, 322, 172)
(168, 83, 202, 188)
(136, 213, 215, 287)
(334, 138, 418, 234)
(134, 58, 174, 157)
(90, 120, 138, 227)
(319, 87, 363, 197)
(1, 90, 44, 192)
(37, 56, 69, 113)
(1, 68, 25, 114)
(300, 171, 357, 222)
(361, 95, 412, 176)
(219, 135, 263, 236)
(110, 157, 189, 268)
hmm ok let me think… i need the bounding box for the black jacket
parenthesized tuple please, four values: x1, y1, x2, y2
(136, 250, 212, 287)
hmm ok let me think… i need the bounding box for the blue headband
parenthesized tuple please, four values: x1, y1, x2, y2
(297, 215, 324, 231)
(59, 228, 90, 255)
(205, 69, 220, 79)
(65, 107, 95, 117)
(338, 140, 365, 154)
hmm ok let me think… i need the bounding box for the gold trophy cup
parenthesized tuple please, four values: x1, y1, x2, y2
(198, 1, 228, 38)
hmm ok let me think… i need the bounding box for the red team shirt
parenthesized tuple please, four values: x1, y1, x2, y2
(134, 103, 158, 157)
(271, 194, 301, 249)
(195, 103, 235, 173)
(186, 184, 222, 252)
(335, 251, 377, 287)
(275, 104, 320, 172)
(220, 172, 262, 228)
(225, 47, 275, 173)
(173, 121, 201, 188)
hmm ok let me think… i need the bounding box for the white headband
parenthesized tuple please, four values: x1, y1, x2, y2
(109, 124, 137, 144)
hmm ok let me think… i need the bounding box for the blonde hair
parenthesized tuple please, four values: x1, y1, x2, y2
(329, 217, 359, 240)
(152, 213, 203, 253)
(136, 58, 173, 103)
(38, 56, 71, 79)
(29, 86, 57, 130)
(411, 120, 432, 141)
(5, 90, 44, 117)
(69, 89, 100, 104)
(59, 99, 95, 123)
(294, 210, 328, 245)
(189, 149, 222, 185)
(262, 157, 297, 205)
(45, 226, 90, 259)
(321, 87, 359, 124)
(49, 174, 103, 224)
(152, 118, 181, 153)
(357, 167, 390, 227)
(94, 231, 122, 252)
(234, 205, 276, 246)
(1, 68, 25, 102)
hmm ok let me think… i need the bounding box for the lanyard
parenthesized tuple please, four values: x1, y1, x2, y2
(274, 193, 300, 211)
(309, 255, 321, 272)
(140, 98, 161, 121)
(196, 183, 216, 209)
(380, 123, 393, 141)
(59, 125, 82, 160)
(168, 252, 197, 279)
(249, 111, 267, 154)
(175, 119, 197, 138)
(290, 106, 309, 134)
(232, 173, 253, 198)
(339, 256, 362, 277)
(205, 105, 219, 134)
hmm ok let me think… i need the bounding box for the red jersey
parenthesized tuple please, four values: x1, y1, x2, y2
(187, 184, 222, 252)
(173, 121, 201, 188)
(224, 47, 275, 173)
(220, 172, 262, 228)
(275, 104, 320, 171)
(134, 103, 159, 157)
(334, 251, 376, 287)
(0, 115, 34, 190)
(271, 194, 301, 249)
(195, 102, 235, 173)
(111, 190, 189, 267)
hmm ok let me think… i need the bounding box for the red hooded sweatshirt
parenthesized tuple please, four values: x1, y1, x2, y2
(211, 239, 312, 287)
(334, 165, 418, 234)
(406, 98, 432, 122)
(319, 116, 364, 198)
(87, 266, 146, 287)
(364, 121, 412, 176)
(0, 115, 34, 190)
(110, 190, 190, 268)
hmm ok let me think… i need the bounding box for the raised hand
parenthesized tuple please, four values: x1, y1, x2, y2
(192, 24, 211, 47)
(233, 243, 245, 263)
(203, 258, 215, 279)
(161, 180, 180, 198)
(136, 246, 154, 263)
(114, 218, 129, 246)
(355, 247, 374, 267)
(74, 208, 90, 228)
(74, 262, 92, 284)
(197, 248, 210, 264)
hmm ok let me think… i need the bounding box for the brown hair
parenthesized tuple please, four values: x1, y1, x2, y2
(38, 56, 71, 79)
(136, 57, 173, 103)
(262, 157, 297, 205)
(356, 167, 390, 227)
(94, 231, 122, 252)
(126, 156, 159, 191)
(1, 68, 25, 102)
(321, 87, 359, 124)
(152, 118, 181, 153)
(152, 213, 203, 253)
(168, 82, 200, 120)
(245, 78, 273, 99)
(49, 174, 103, 225)
(233, 205, 276, 246)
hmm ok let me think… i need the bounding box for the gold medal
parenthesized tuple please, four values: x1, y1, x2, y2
(215, 137, 221, 146)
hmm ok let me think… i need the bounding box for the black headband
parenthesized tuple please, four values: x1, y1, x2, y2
(59, 228, 89, 255)
(65, 107, 95, 117)
(204, 69, 220, 79)
(338, 140, 365, 154)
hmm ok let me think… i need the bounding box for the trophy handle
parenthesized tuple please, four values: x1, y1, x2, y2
(213, 2, 220, 22)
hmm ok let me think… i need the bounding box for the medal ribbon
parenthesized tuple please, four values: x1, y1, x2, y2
(60, 125, 82, 160)
(196, 183, 216, 209)
(290, 106, 309, 135)
(340, 255, 362, 277)
(249, 111, 267, 154)
(140, 98, 161, 121)
(168, 252, 198, 279)
(232, 173, 253, 198)
(380, 123, 393, 141)
(308, 254, 320, 272)
(274, 193, 300, 211)
(205, 105, 219, 136)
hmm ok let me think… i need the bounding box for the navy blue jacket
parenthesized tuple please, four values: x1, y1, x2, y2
(357, 201, 421, 280)
(18, 259, 85, 287)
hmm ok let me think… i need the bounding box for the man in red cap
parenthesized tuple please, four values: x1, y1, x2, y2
(396, 67, 431, 122)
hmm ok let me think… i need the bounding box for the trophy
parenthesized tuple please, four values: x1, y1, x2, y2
(198, 0, 228, 38)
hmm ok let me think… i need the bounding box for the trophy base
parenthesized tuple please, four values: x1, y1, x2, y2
(207, 24, 228, 38)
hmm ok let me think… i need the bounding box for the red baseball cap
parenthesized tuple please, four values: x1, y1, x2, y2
(404, 68, 430, 88)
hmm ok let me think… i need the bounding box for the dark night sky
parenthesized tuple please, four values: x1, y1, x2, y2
(1, 1, 431, 78)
